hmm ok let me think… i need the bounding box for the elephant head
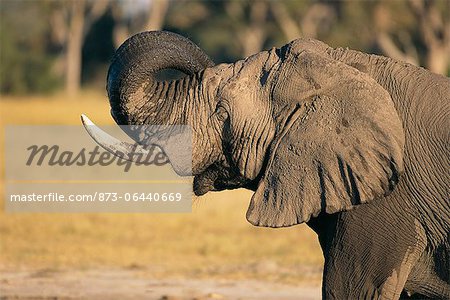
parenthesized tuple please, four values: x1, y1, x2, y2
(83, 31, 405, 227)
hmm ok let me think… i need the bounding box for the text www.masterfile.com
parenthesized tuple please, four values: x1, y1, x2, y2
(9, 192, 183, 202)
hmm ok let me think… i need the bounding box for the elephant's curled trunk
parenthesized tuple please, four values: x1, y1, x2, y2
(107, 31, 214, 126)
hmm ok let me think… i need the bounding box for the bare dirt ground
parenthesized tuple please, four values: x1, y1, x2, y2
(0, 269, 321, 300)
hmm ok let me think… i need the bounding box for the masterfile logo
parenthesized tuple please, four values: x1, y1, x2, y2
(4, 125, 193, 213)
(25, 144, 168, 172)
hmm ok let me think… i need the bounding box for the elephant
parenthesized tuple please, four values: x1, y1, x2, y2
(81, 31, 450, 299)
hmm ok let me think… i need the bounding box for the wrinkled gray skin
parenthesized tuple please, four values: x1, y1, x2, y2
(97, 31, 450, 299)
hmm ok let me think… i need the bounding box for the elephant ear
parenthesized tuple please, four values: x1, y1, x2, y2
(246, 50, 405, 227)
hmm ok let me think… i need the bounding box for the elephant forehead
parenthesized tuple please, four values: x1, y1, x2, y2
(220, 52, 281, 96)
(228, 50, 280, 83)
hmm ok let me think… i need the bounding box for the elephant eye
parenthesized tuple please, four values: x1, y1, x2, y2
(214, 105, 229, 122)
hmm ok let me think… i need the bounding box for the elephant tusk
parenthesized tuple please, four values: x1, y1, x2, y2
(80, 114, 161, 163)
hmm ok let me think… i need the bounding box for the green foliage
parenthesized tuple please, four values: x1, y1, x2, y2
(0, 1, 61, 95)
(167, 1, 246, 62)
(1, 0, 448, 95)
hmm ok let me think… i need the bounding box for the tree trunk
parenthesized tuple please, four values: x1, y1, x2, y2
(270, 2, 301, 41)
(226, 1, 268, 57)
(145, 0, 169, 31)
(427, 46, 449, 75)
(66, 0, 85, 97)
(407, 0, 450, 75)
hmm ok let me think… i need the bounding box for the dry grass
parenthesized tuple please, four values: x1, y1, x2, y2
(0, 91, 323, 284)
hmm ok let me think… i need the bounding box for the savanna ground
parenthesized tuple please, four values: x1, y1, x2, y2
(0, 91, 323, 299)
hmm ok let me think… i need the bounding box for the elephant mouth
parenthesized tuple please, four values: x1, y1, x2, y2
(192, 164, 229, 196)
(193, 163, 257, 196)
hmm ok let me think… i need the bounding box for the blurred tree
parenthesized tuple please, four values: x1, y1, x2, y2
(66, 0, 86, 96)
(225, 1, 270, 57)
(374, 2, 420, 66)
(166, 1, 239, 62)
(146, 0, 169, 31)
(81, 6, 115, 89)
(0, 1, 60, 94)
(270, 0, 449, 75)
(51, 0, 110, 96)
(166, 1, 278, 61)
(111, 0, 169, 49)
(373, 0, 450, 75)
(271, 0, 336, 41)
(1, 0, 448, 96)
